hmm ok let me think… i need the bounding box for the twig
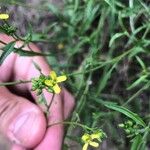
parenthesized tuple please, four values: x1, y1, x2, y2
(48, 121, 93, 131)
(47, 93, 55, 111)
(0, 80, 31, 86)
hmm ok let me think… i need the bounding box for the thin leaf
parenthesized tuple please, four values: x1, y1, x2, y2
(128, 46, 145, 59)
(136, 56, 146, 71)
(0, 41, 15, 65)
(47, 3, 59, 16)
(131, 134, 142, 150)
(31, 33, 47, 42)
(32, 61, 42, 72)
(104, 0, 111, 6)
(104, 103, 146, 127)
(127, 75, 147, 90)
(109, 32, 127, 47)
(14, 48, 51, 56)
(97, 63, 117, 94)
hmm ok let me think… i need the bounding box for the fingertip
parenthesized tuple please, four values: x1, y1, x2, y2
(8, 105, 47, 148)
(11, 144, 26, 150)
(0, 87, 47, 149)
(35, 124, 64, 150)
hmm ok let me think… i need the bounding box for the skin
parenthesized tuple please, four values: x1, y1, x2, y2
(0, 34, 75, 150)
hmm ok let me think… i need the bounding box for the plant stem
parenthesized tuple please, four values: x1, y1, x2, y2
(48, 121, 93, 131)
(0, 80, 31, 86)
(0, 40, 6, 46)
(123, 81, 150, 106)
(0, 40, 51, 56)
(129, 0, 135, 33)
(67, 48, 132, 77)
(47, 93, 55, 111)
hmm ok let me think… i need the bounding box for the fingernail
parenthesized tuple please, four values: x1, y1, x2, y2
(8, 112, 36, 145)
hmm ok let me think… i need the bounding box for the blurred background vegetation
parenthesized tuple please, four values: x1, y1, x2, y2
(0, 0, 150, 149)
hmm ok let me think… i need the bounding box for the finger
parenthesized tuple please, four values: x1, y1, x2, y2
(34, 92, 64, 150)
(0, 34, 50, 89)
(0, 86, 46, 149)
(13, 42, 64, 149)
(15, 42, 73, 149)
(35, 124, 64, 150)
(22, 44, 65, 149)
(0, 34, 72, 149)
(62, 89, 75, 119)
(11, 144, 25, 150)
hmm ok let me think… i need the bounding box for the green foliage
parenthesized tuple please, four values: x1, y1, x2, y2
(104, 103, 146, 127)
(0, 0, 150, 149)
(0, 41, 15, 65)
(131, 134, 142, 150)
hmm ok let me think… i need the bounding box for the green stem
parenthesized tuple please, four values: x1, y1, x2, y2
(0, 80, 31, 86)
(123, 81, 150, 106)
(0, 40, 6, 46)
(0, 40, 52, 56)
(48, 121, 93, 131)
(67, 48, 132, 77)
(47, 93, 55, 111)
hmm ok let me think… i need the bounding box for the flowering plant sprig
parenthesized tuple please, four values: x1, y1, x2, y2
(119, 120, 144, 138)
(48, 120, 106, 150)
(32, 70, 67, 95)
(44, 71, 67, 94)
(31, 70, 67, 115)
(31, 74, 47, 95)
(0, 13, 17, 36)
(0, 23, 17, 36)
(81, 130, 106, 150)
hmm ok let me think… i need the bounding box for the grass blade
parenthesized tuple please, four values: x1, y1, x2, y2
(104, 103, 146, 127)
(0, 41, 15, 65)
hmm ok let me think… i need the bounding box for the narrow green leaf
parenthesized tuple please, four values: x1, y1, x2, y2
(31, 33, 47, 42)
(128, 46, 145, 59)
(136, 56, 146, 71)
(32, 61, 42, 72)
(109, 32, 127, 47)
(97, 63, 116, 94)
(0, 41, 15, 65)
(47, 3, 59, 16)
(104, 0, 111, 6)
(85, 0, 94, 21)
(104, 103, 146, 127)
(15, 49, 51, 56)
(127, 75, 147, 90)
(131, 134, 142, 150)
(95, 99, 117, 106)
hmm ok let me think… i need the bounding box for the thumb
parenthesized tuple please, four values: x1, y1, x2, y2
(0, 86, 46, 148)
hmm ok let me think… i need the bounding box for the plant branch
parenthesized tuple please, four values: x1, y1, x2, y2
(0, 80, 31, 86)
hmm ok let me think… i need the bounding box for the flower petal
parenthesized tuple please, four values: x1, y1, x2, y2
(50, 71, 57, 80)
(45, 79, 53, 86)
(89, 141, 99, 148)
(0, 14, 9, 20)
(91, 132, 101, 140)
(53, 84, 61, 94)
(82, 133, 90, 142)
(82, 143, 89, 150)
(57, 75, 67, 83)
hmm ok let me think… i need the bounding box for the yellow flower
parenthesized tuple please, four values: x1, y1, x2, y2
(0, 13, 9, 20)
(57, 43, 64, 50)
(82, 132, 102, 150)
(44, 71, 67, 94)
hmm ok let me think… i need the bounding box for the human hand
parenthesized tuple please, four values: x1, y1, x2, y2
(0, 34, 74, 150)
